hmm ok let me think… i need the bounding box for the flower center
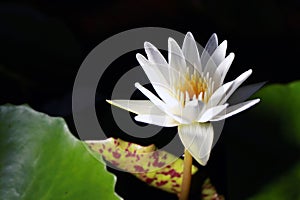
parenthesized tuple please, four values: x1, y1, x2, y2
(174, 68, 213, 105)
(178, 73, 207, 100)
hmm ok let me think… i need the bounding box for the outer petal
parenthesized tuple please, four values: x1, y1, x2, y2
(136, 54, 178, 106)
(178, 122, 214, 166)
(134, 82, 167, 108)
(213, 53, 235, 87)
(208, 69, 252, 107)
(106, 100, 164, 115)
(138, 44, 170, 83)
(207, 81, 234, 108)
(135, 114, 179, 127)
(219, 69, 253, 105)
(204, 40, 227, 78)
(136, 53, 169, 85)
(168, 37, 186, 72)
(135, 82, 189, 124)
(144, 42, 168, 65)
(201, 34, 218, 70)
(210, 40, 227, 67)
(198, 104, 228, 122)
(182, 32, 202, 72)
(211, 99, 260, 121)
(168, 37, 186, 86)
(227, 82, 266, 105)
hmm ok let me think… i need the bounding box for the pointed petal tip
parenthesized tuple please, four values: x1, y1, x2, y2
(136, 53, 148, 64)
(184, 32, 197, 45)
(239, 69, 253, 80)
(106, 99, 112, 104)
(246, 69, 253, 76)
(186, 31, 194, 38)
(144, 41, 153, 49)
(228, 52, 235, 58)
(134, 82, 141, 88)
(199, 160, 208, 166)
(211, 33, 218, 40)
(134, 115, 139, 121)
(188, 150, 209, 166)
(254, 98, 261, 104)
(168, 37, 176, 44)
(136, 53, 142, 59)
(221, 40, 228, 47)
(186, 149, 209, 166)
(185, 151, 208, 166)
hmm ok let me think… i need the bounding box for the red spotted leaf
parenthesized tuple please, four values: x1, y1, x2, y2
(86, 138, 198, 193)
(202, 178, 225, 200)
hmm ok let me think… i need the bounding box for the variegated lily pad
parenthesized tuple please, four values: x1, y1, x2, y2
(86, 138, 198, 193)
(202, 178, 225, 200)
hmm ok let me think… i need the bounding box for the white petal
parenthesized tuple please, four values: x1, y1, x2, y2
(203, 33, 218, 55)
(178, 122, 214, 166)
(182, 32, 202, 72)
(144, 42, 168, 65)
(137, 51, 170, 83)
(135, 114, 179, 127)
(106, 100, 164, 115)
(204, 40, 227, 77)
(207, 81, 234, 108)
(208, 70, 252, 106)
(213, 53, 235, 87)
(136, 54, 178, 105)
(211, 40, 227, 66)
(168, 37, 186, 85)
(211, 99, 260, 121)
(135, 82, 188, 124)
(136, 53, 169, 85)
(136, 53, 168, 83)
(168, 37, 186, 71)
(198, 104, 228, 122)
(135, 82, 166, 107)
(181, 99, 204, 122)
(201, 33, 218, 70)
(219, 69, 253, 105)
(227, 82, 266, 105)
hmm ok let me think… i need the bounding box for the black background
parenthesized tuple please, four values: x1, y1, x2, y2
(0, 0, 299, 199)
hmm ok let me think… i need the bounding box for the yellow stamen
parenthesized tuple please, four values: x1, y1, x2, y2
(176, 70, 208, 103)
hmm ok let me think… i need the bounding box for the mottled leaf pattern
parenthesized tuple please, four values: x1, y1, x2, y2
(202, 178, 225, 200)
(86, 138, 198, 193)
(134, 158, 196, 193)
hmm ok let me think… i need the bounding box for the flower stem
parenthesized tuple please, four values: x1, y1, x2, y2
(179, 149, 193, 200)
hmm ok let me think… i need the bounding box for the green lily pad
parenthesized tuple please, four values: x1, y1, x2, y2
(248, 162, 300, 200)
(253, 81, 300, 145)
(227, 81, 300, 199)
(247, 81, 300, 199)
(0, 105, 121, 200)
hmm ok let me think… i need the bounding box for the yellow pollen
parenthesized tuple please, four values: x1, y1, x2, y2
(177, 72, 208, 100)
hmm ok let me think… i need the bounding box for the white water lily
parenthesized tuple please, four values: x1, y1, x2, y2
(107, 32, 260, 166)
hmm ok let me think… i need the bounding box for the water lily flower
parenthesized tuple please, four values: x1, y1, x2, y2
(107, 32, 260, 166)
